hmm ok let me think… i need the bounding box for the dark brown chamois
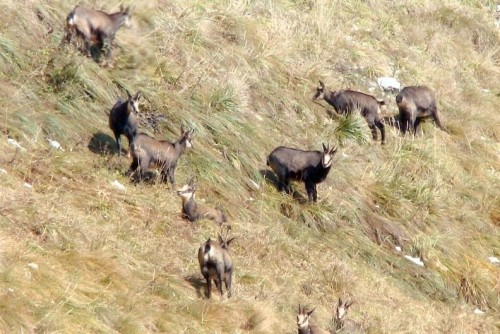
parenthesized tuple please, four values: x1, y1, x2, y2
(313, 80, 386, 144)
(297, 305, 331, 334)
(177, 177, 227, 224)
(396, 86, 445, 135)
(128, 126, 194, 186)
(197, 231, 235, 298)
(64, 5, 131, 65)
(108, 91, 140, 160)
(267, 143, 338, 202)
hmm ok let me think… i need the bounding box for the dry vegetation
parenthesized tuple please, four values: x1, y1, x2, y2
(0, 0, 499, 333)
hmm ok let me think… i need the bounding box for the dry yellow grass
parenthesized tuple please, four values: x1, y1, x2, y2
(0, 0, 499, 333)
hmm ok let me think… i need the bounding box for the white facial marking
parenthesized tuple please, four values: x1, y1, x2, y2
(133, 101, 140, 113)
(323, 153, 332, 167)
(186, 139, 192, 148)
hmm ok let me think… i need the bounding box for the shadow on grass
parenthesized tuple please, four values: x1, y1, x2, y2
(88, 132, 116, 156)
(184, 275, 205, 299)
(259, 169, 307, 204)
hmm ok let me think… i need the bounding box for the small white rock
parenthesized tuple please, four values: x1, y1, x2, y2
(27, 263, 38, 270)
(23, 182, 33, 189)
(395, 246, 402, 252)
(7, 288, 15, 293)
(249, 179, 260, 190)
(7, 138, 27, 152)
(0, 168, 7, 175)
(111, 180, 126, 191)
(377, 77, 401, 92)
(473, 308, 485, 315)
(47, 139, 65, 151)
(404, 255, 424, 267)
(487, 256, 499, 264)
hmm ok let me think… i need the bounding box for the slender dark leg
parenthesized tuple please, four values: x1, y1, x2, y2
(375, 119, 386, 144)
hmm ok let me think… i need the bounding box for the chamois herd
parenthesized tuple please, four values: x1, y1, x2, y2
(61, 4, 449, 332)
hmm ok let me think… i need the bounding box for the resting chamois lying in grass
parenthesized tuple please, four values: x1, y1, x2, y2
(177, 177, 227, 224)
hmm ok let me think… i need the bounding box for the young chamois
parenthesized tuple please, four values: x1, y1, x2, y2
(334, 299, 365, 333)
(64, 5, 131, 65)
(177, 177, 227, 224)
(396, 86, 445, 135)
(108, 91, 140, 160)
(267, 143, 338, 202)
(297, 305, 331, 334)
(128, 126, 194, 186)
(313, 81, 386, 144)
(197, 231, 235, 298)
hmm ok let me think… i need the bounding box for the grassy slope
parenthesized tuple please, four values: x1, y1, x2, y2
(0, 0, 499, 333)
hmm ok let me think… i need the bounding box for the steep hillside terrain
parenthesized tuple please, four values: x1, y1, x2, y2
(0, 0, 499, 333)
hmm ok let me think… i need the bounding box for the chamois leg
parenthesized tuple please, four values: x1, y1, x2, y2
(413, 117, 422, 135)
(398, 111, 409, 134)
(368, 123, 378, 142)
(162, 168, 176, 187)
(225, 268, 233, 298)
(138, 158, 150, 182)
(127, 158, 139, 179)
(202, 271, 211, 298)
(375, 119, 386, 144)
(305, 182, 317, 202)
(114, 133, 122, 160)
(216, 271, 224, 297)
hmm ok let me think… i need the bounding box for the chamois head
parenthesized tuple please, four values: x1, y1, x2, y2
(297, 304, 316, 331)
(313, 80, 326, 101)
(217, 230, 235, 249)
(177, 176, 196, 200)
(119, 5, 132, 28)
(321, 143, 337, 168)
(127, 90, 141, 113)
(180, 125, 195, 149)
(335, 298, 353, 322)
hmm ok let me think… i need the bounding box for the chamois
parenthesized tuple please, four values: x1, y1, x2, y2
(108, 91, 140, 160)
(267, 143, 338, 202)
(128, 126, 194, 186)
(313, 81, 386, 144)
(334, 299, 365, 333)
(297, 305, 331, 334)
(197, 232, 235, 298)
(396, 86, 445, 134)
(64, 5, 131, 65)
(177, 177, 227, 224)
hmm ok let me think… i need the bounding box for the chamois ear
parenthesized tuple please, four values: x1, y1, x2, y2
(338, 298, 342, 306)
(124, 6, 130, 14)
(180, 125, 185, 134)
(330, 146, 338, 155)
(133, 91, 141, 101)
(307, 307, 316, 317)
(345, 301, 353, 309)
(217, 233, 224, 245)
(319, 80, 325, 88)
(188, 176, 196, 187)
(322, 142, 330, 151)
